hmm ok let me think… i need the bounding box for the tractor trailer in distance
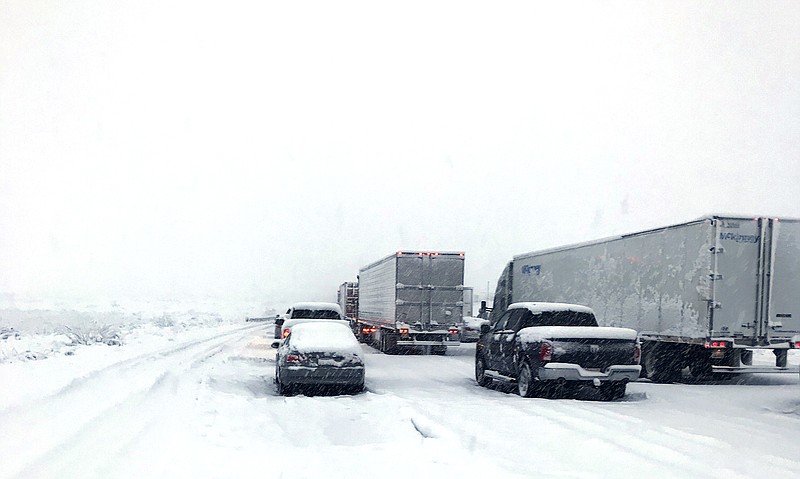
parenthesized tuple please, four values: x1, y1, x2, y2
(337, 281, 359, 320)
(354, 251, 465, 354)
(492, 215, 800, 382)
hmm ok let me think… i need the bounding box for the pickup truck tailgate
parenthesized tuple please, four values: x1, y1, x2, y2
(551, 338, 637, 370)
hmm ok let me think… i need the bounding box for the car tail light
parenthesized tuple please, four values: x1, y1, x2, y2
(539, 342, 553, 362)
(633, 343, 641, 364)
(399, 328, 409, 334)
(282, 328, 290, 338)
(792, 341, 800, 348)
(704, 341, 728, 348)
(449, 328, 459, 335)
(286, 354, 305, 363)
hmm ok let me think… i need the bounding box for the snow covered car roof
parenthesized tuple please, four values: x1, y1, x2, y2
(508, 302, 595, 315)
(290, 302, 343, 314)
(462, 316, 489, 327)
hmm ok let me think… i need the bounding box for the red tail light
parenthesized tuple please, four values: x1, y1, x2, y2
(286, 354, 304, 363)
(633, 343, 641, 364)
(793, 342, 800, 348)
(399, 328, 409, 334)
(705, 341, 728, 348)
(449, 328, 459, 334)
(539, 342, 553, 362)
(282, 328, 290, 338)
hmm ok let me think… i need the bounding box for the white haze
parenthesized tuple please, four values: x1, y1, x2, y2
(1, 1, 799, 311)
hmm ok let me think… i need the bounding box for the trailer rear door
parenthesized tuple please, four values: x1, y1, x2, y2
(767, 218, 800, 340)
(396, 253, 464, 330)
(711, 218, 762, 343)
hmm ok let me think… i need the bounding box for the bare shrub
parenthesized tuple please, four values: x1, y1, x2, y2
(1, 326, 20, 340)
(58, 323, 122, 346)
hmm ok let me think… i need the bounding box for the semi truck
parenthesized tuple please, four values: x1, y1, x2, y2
(492, 215, 800, 382)
(337, 281, 359, 320)
(354, 251, 465, 354)
(462, 287, 474, 317)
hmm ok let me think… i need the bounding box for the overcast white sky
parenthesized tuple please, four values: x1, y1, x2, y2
(1, 1, 799, 311)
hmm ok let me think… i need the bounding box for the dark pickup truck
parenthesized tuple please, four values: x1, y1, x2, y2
(475, 302, 641, 400)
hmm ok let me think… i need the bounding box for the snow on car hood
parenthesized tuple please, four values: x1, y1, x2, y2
(517, 326, 638, 342)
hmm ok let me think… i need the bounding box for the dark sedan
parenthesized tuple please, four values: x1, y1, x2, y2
(274, 321, 365, 395)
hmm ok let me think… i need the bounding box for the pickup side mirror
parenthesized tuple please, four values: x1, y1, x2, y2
(480, 324, 491, 335)
(271, 340, 280, 349)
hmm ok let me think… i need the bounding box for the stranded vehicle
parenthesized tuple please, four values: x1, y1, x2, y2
(492, 215, 800, 382)
(274, 321, 365, 395)
(274, 302, 344, 339)
(352, 251, 465, 354)
(475, 302, 641, 400)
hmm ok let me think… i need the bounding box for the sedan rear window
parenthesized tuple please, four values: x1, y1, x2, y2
(291, 309, 341, 319)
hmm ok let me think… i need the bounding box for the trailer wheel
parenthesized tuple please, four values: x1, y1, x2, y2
(380, 333, 398, 355)
(689, 354, 713, 378)
(475, 357, 492, 387)
(642, 343, 682, 383)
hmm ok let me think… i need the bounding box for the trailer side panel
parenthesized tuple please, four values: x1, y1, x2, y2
(512, 219, 715, 341)
(358, 255, 397, 328)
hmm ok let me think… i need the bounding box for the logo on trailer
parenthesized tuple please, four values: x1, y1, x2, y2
(521, 264, 541, 275)
(719, 233, 758, 244)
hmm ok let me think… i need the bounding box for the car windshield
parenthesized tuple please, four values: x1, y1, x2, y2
(291, 309, 341, 319)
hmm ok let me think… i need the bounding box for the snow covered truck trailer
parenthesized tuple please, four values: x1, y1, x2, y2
(354, 251, 465, 354)
(337, 281, 359, 320)
(492, 215, 800, 383)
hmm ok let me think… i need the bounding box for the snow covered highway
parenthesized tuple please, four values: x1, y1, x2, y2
(1, 321, 799, 479)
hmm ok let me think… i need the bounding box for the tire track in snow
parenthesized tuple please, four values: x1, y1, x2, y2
(0, 322, 264, 416)
(0, 324, 261, 479)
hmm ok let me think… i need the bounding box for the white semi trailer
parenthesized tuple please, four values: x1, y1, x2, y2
(492, 215, 800, 382)
(354, 251, 465, 354)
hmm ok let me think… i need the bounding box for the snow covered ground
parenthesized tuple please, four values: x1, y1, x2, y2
(1, 315, 798, 479)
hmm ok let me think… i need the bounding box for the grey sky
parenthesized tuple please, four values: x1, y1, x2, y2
(2, 1, 799, 310)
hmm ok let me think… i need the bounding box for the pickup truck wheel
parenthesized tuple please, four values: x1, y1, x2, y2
(475, 357, 492, 387)
(517, 363, 536, 398)
(600, 382, 626, 401)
